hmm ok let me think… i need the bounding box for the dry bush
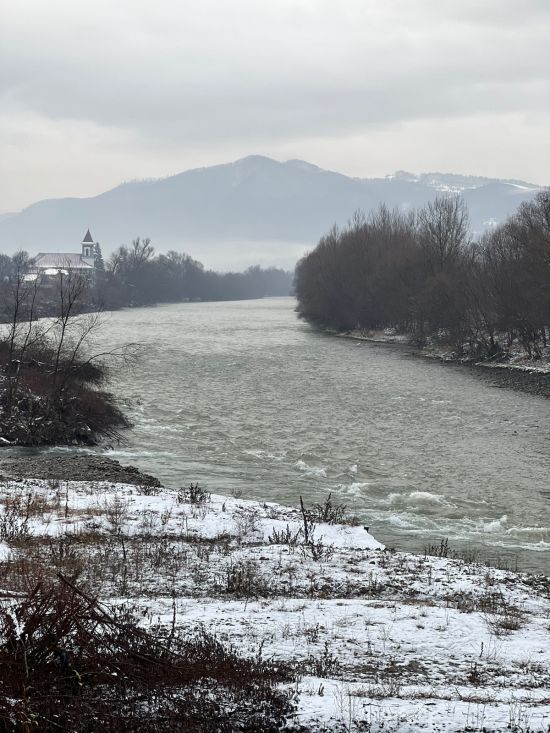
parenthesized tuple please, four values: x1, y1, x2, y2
(0, 575, 297, 732)
(0, 507, 31, 541)
(234, 507, 261, 541)
(177, 483, 210, 505)
(224, 559, 273, 598)
(0, 345, 129, 446)
(298, 496, 335, 562)
(311, 493, 347, 525)
(268, 523, 303, 546)
(522, 574, 550, 600)
(0, 372, 128, 446)
(102, 495, 130, 534)
(300, 536, 335, 562)
(303, 641, 341, 678)
(1, 489, 53, 520)
(424, 538, 450, 558)
(484, 604, 526, 636)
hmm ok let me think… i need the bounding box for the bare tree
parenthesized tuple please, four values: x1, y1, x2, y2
(0, 262, 135, 445)
(417, 196, 470, 274)
(1, 253, 46, 414)
(129, 237, 155, 267)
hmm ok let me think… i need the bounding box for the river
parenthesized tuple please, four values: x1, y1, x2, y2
(48, 297, 550, 572)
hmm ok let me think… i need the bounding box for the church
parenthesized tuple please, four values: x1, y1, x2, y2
(28, 229, 101, 281)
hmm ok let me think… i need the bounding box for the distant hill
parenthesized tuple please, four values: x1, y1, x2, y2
(0, 156, 543, 270)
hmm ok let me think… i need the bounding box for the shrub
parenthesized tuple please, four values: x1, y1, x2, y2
(268, 523, 303, 546)
(224, 560, 272, 598)
(178, 482, 210, 505)
(0, 575, 297, 732)
(298, 496, 335, 562)
(300, 537, 335, 562)
(0, 506, 31, 541)
(304, 641, 341, 678)
(312, 493, 347, 524)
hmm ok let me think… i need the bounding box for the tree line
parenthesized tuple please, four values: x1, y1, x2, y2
(0, 242, 292, 311)
(295, 191, 550, 360)
(101, 241, 292, 307)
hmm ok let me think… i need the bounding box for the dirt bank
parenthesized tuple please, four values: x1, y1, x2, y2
(0, 452, 162, 486)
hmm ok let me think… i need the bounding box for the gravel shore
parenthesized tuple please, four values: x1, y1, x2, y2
(0, 452, 162, 486)
(468, 362, 550, 398)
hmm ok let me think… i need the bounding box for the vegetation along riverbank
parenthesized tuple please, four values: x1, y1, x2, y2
(335, 328, 550, 399)
(0, 291, 548, 729)
(0, 267, 132, 447)
(296, 191, 550, 371)
(0, 237, 293, 318)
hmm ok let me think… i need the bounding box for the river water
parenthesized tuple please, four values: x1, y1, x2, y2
(51, 297, 550, 572)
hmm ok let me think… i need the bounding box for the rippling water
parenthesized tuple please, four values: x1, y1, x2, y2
(47, 298, 550, 572)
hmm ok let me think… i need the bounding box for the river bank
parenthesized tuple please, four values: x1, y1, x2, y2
(1, 456, 549, 731)
(336, 329, 550, 399)
(0, 452, 161, 485)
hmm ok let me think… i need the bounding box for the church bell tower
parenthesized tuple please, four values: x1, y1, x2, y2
(81, 228, 95, 258)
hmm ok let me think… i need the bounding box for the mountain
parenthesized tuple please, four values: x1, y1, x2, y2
(0, 156, 543, 270)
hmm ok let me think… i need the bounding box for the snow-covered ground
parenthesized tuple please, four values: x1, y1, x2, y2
(1, 478, 549, 732)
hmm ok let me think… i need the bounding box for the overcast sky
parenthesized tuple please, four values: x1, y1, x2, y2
(1, 0, 549, 211)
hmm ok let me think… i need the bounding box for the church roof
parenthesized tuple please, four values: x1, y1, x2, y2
(82, 229, 94, 243)
(34, 253, 95, 269)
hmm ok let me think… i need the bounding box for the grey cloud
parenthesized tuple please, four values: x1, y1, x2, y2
(0, 0, 549, 209)
(2, 2, 548, 129)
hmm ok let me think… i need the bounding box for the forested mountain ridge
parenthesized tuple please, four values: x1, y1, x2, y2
(0, 156, 542, 270)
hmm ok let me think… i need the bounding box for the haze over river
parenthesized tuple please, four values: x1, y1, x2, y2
(62, 298, 550, 572)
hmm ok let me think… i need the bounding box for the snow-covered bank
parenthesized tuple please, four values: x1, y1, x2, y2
(338, 327, 550, 376)
(1, 478, 549, 732)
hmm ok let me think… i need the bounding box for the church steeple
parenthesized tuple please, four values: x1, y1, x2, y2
(82, 229, 94, 257)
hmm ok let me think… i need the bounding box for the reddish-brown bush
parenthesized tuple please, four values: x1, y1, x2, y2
(0, 575, 297, 732)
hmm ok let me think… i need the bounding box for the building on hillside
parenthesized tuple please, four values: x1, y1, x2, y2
(27, 230, 102, 282)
